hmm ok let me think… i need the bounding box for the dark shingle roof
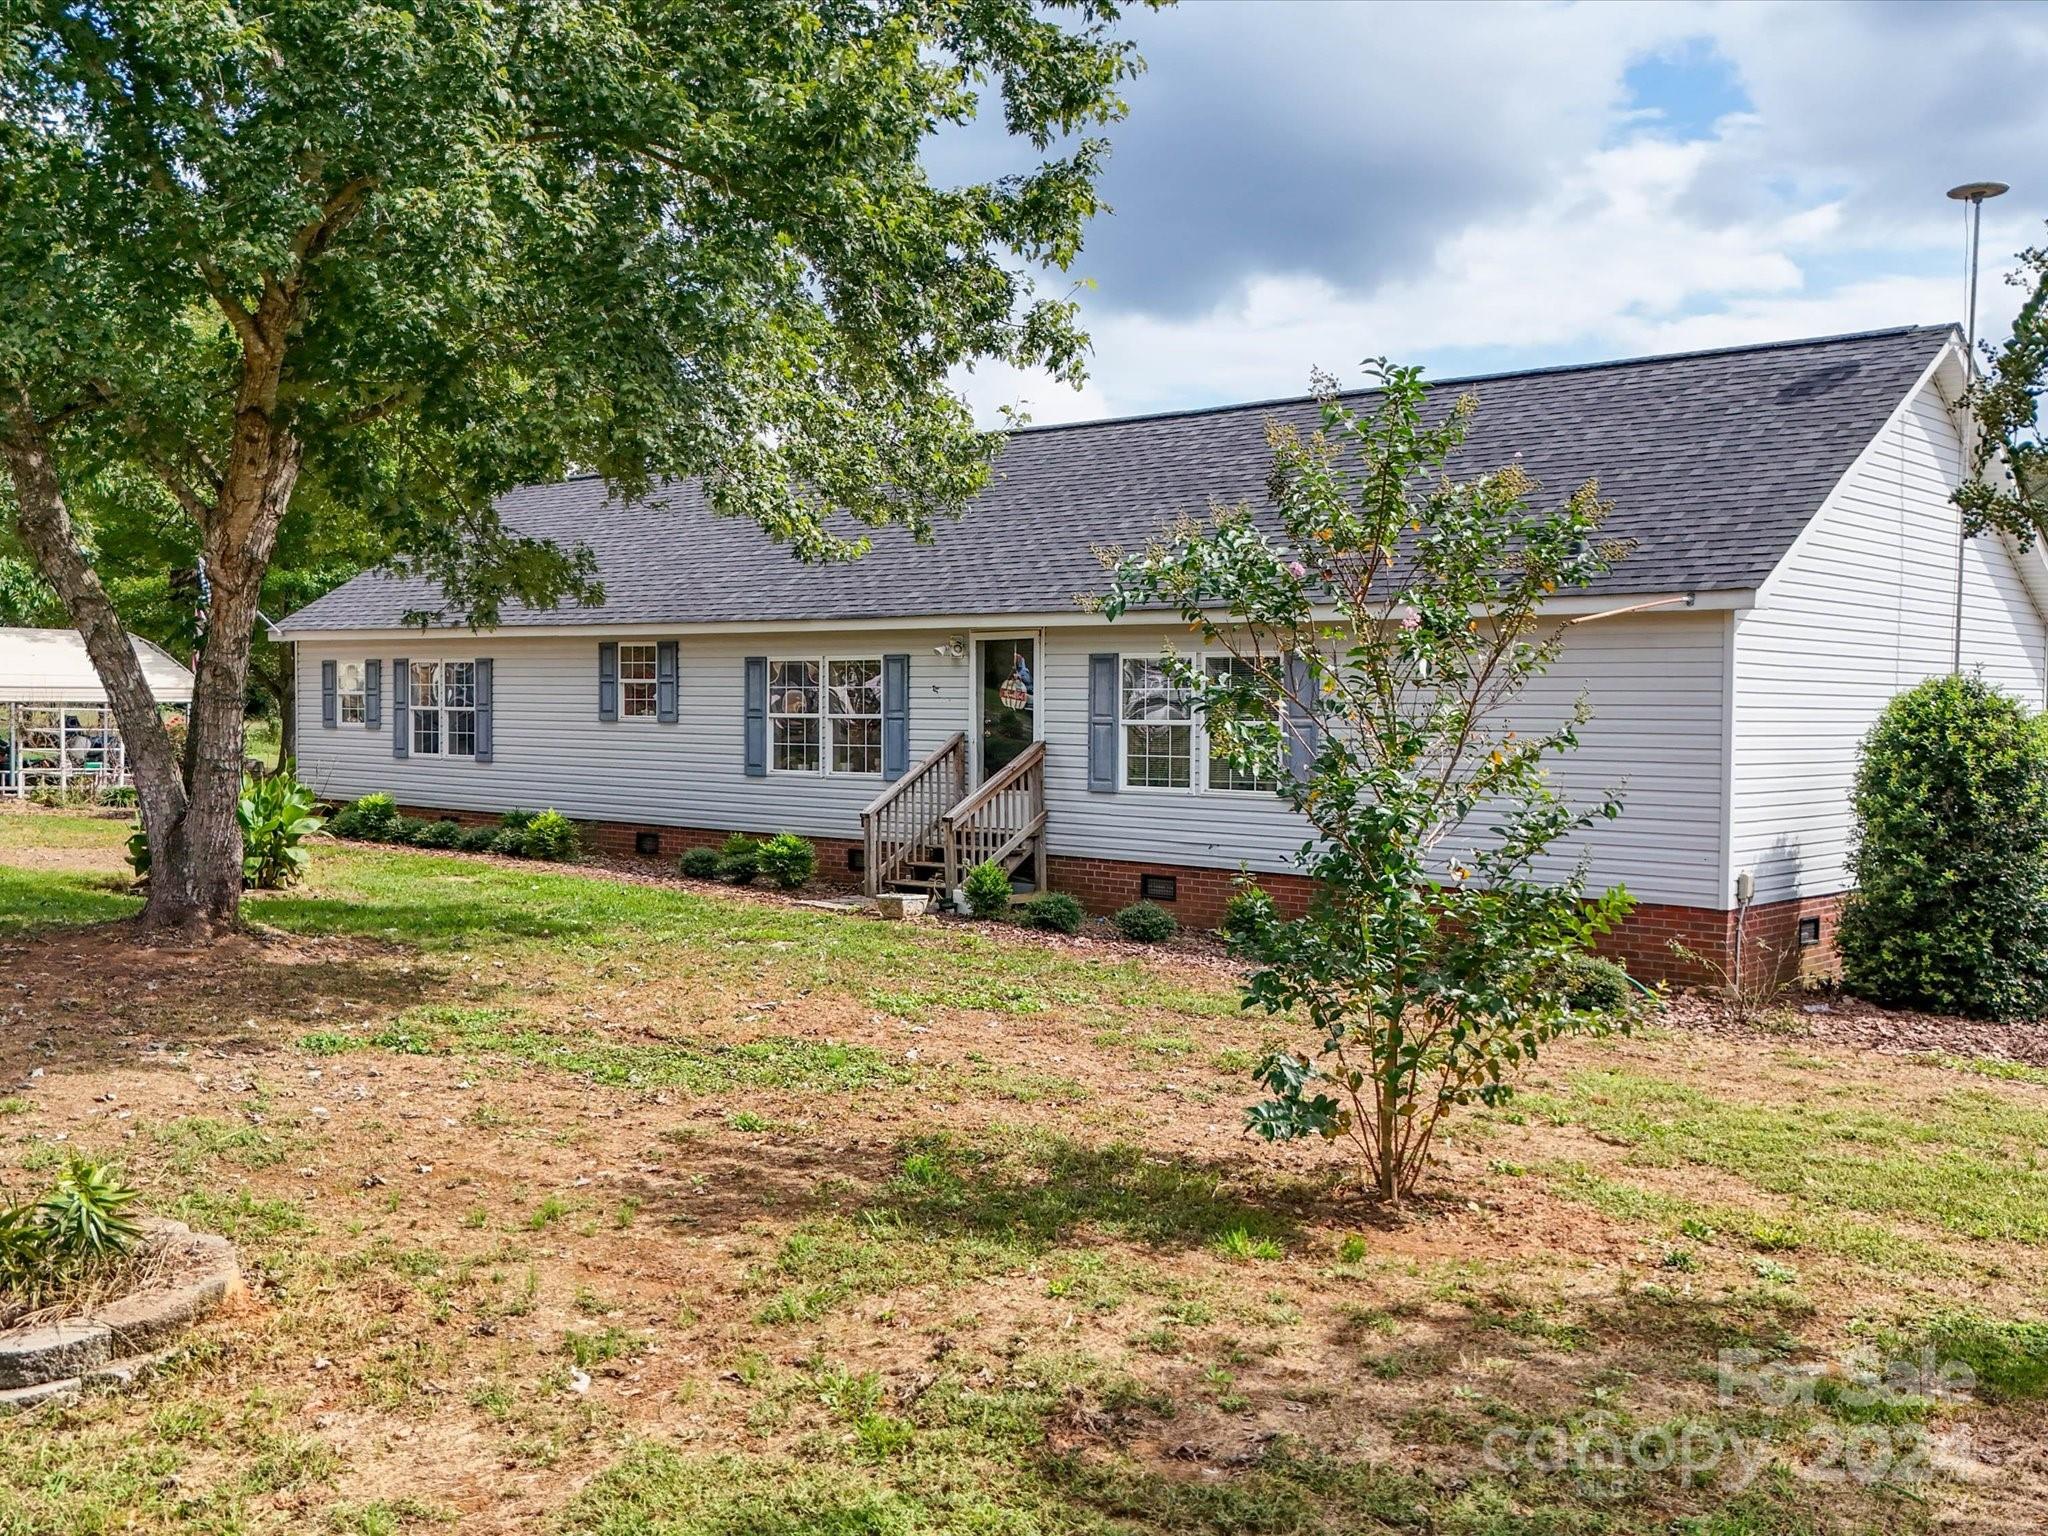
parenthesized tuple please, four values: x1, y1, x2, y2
(280, 325, 1952, 632)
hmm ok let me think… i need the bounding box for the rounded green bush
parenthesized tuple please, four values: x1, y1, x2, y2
(719, 833, 761, 885)
(757, 832, 817, 890)
(386, 815, 428, 845)
(1558, 954, 1633, 1014)
(678, 846, 723, 879)
(499, 808, 538, 832)
(414, 818, 461, 850)
(331, 792, 397, 840)
(488, 827, 527, 856)
(1220, 884, 1277, 950)
(1112, 900, 1177, 943)
(1017, 892, 1084, 934)
(456, 824, 499, 854)
(1838, 675, 2048, 1020)
(961, 860, 1013, 919)
(519, 809, 579, 862)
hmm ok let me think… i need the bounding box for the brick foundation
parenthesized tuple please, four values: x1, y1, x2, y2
(388, 804, 1840, 991)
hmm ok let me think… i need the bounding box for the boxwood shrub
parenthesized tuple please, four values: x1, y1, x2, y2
(1017, 892, 1084, 934)
(757, 832, 817, 890)
(1838, 675, 2048, 1020)
(1111, 900, 1177, 943)
(679, 846, 723, 879)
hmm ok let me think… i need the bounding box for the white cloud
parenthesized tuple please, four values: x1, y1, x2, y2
(950, 0, 2048, 426)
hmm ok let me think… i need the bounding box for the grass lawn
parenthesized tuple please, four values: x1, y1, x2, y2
(0, 809, 2043, 1534)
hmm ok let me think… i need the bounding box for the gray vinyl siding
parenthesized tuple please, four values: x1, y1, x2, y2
(1730, 366, 2048, 904)
(293, 632, 967, 840)
(296, 610, 1731, 907)
(1039, 613, 1729, 908)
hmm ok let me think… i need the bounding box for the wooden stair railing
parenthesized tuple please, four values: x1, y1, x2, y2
(940, 741, 1047, 899)
(859, 732, 967, 896)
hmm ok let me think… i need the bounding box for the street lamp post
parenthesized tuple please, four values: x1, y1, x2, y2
(1947, 180, 2009, 674)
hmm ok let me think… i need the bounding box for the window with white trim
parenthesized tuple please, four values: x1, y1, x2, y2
(768, 657, 883, 774)
(619, 643, 659, 720)
(1203, 656, 1282, 793)
(338, 661, 366, 725)
(828, 658, 883, 774)
(1120, 658, 1192, 789)
(410, 660, 476, 757)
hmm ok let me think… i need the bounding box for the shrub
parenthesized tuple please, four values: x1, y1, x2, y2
(100, 785, 136, 809)
(386, 815, 428, 845)
(519, 809, 579, 862)
(488, 827, 527, 856)
(1099, 360, 1631, 1204)
(331, 792, 397, 840)
(499, 808, 538, 831)
(1017, 892, 1084, 934)
(1112, 901, 1177, 943)
(0, 1158, 141, 1314)
(961, 860, 1013, 918)
(718, 832, 761, 884)
(757, 832, 817, 890)
(1559, 955, 1635, 1014)
(456, 824, 499, 854)
(1220, 884, 1277, 950)
(678, 846, 723, 879)
(237, 762, 325, 888)
(414, 819, 462, 850)
(1838, 675, 2048, 1020)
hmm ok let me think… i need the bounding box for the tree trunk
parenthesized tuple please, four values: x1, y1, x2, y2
(3, 385, 299, 936)
(277, 684, 294, 774)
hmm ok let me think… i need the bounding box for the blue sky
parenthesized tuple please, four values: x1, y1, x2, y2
(946, 1, 2048, 426)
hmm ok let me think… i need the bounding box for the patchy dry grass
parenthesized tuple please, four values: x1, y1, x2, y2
(0, 809, 2042, 1534)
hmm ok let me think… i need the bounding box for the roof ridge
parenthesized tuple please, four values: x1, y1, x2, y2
(1001, 324, 1957, 438)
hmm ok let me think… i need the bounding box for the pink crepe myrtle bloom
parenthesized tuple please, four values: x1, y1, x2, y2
(1286, 560, 1307, 580)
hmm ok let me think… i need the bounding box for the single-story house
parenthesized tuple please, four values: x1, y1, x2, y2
(275, 325, 2048, 985)
(0, 627, 194, 797)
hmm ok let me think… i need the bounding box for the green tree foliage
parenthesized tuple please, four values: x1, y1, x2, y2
(1956, 232, 2048, 546)
(1838, 675, 2048, 1021)
(0, 0, 1147, 931)
(1102, 362, 1636, 1203)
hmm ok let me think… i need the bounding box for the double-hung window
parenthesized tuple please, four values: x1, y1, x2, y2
(619, 643, 659, 720)
(410, 660, 476, 757)
(1203, 656, 1282, 793)
(1120, 658, 1193, 789)
(767, 656, 883, 774)
(338, 662, 366, 724)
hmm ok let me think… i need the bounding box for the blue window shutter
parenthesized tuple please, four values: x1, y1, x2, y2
(657, 641, 679, 723)
(597, 642, 618, 721)
(365, 659, 382, 727)
(1087, 653, 1119, 793)
(743, 655, 767, 777)
(392, 657, 409, 759)
(882, 653, 910, 780)
(474, 658, 494, 762)
(1284, 653, 1318, 782)
(320, 660, 337, 728)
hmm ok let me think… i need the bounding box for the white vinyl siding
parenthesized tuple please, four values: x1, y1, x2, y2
(1730, 360, 2048, 903)
(296, 631, 960, 836)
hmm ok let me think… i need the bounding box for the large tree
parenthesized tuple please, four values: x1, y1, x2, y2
(1957, 228, 2048, 546)
(0, 0, 1143, 932)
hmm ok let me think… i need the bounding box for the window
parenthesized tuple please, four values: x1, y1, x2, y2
(767, 659, 820, 771)
(1120, 658, 1192, 789)
(767, 657, 883, 774)
(828, 659, 883, 774)
(619, 643, 659, 720)
(1203, 656, 1281, 793)
(338, 662, 366, 725)
(410, 661, 476, 757)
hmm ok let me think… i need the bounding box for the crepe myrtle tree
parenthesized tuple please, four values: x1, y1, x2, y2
(1100, 362, 1636, 1204)
(0, 0, 1147, 933)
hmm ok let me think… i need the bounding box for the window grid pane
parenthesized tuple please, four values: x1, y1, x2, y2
(832, 717, 881, 775)
(447, 710, 477, 758)
(413, 710, 442, 756)
(410, 662, 441, 708)
(1126, 724, 1192, 788)
(769, 661, 818, 717)
(1204, 657, 1278, 792)
(620, 644, 658, 719)
(773, 716, 820, 771)
(339, 658, 366, 724)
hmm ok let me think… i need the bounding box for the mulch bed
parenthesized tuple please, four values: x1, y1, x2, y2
(1661, 989, 2048, 1069)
